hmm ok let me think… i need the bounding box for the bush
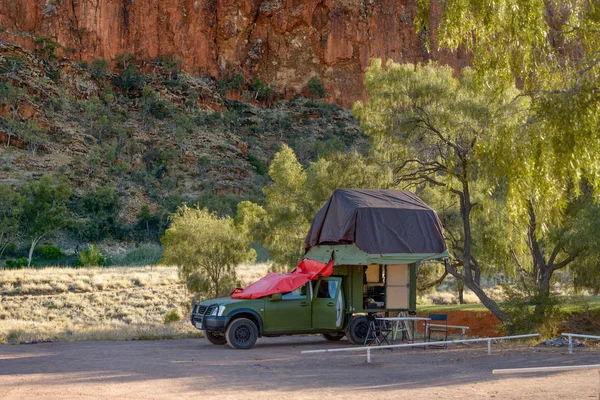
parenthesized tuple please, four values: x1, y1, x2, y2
(500, 285, 561, 336)
(247, 154, 268, 175)
(306, 75, 327, 99)
(5, 258, 27, 269)
(78, 244, 105, 267)
(37, 245, 62, 259)
(163, 309, 181, 324)
(91, 59, 109, 80)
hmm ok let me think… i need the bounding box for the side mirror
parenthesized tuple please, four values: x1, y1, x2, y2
(269, 293, 282, 302)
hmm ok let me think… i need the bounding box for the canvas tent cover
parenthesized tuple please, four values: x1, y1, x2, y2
(231, 258, 333, 299)
(305, 189, 447, 255)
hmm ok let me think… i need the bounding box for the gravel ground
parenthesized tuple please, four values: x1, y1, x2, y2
(1, 336, 599, 399)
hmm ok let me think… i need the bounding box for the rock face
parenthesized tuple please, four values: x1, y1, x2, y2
(0, 0, 467, 106)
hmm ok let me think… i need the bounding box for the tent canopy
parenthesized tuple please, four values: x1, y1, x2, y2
(305, 189, 447, 256)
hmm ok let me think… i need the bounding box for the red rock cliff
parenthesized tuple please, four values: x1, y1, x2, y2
(0, 0, 466, 106)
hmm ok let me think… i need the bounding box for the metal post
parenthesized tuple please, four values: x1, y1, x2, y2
(367, 347, 371, 364)
(569, 335, 573, 355)
(487, 339, 492, 355)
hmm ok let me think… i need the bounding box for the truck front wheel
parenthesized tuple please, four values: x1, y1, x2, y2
(346, 316, 369, 345)
(205, 330, 227, 345)
(225, 318, 258, 349)
(322, 333, 345, 341)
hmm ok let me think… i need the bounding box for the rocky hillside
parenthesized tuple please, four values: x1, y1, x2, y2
(0, 42, 366, 245)
(0, 0, 467, 107)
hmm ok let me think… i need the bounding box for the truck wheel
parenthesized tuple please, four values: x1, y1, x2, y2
(346, 315, 369, 345)
(322, 333, 345, 341)
(205, 330, 227, 345)
(225, 318, 258, 349)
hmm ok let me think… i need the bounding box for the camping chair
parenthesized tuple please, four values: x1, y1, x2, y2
(427, 313, 448, 348)
(364, 314, 392, 346)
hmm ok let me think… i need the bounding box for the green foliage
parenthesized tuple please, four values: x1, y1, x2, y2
(247, 154, 268, 175)
(500, 284, 561, 336)
(140, 85, 173, 120)
(417, 0, 600, 224)
(305, 75, 327, 99)
(353, 61, 529, 321)
(236, 144, 391, 270)
(5, 258, 28, 269)
(113, 54, 144, 92)
(90, 59, 109, 80)
(78, 244, 105, 267)
(34, 36, 61, 60)
(231, 72, 245, 90)
(21, 175, 72, 267)
(161, 206, 255, 297)
(0, 185, 24, 257)
(163, 309, 181, 324)
(36, 245, 62, 259)
(73, 186, 120, 242)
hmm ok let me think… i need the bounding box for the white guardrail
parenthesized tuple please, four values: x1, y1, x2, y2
(301, 333, 540, 364)
(562, 333, 600, 354)
(493, 364, 600, 374)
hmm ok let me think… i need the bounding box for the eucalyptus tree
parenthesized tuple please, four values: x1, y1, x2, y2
(21, 175, 72, 267)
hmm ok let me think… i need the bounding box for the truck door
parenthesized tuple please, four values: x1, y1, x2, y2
(312, 277, 344, 330)
(264, 283, 311, 332)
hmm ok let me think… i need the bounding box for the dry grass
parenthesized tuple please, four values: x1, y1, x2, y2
(0, 263, 271, 344)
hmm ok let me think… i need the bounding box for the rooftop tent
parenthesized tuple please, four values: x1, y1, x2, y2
(304, 189, 449, 264)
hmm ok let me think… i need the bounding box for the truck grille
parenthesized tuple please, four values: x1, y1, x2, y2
(197, 305, 207, 315)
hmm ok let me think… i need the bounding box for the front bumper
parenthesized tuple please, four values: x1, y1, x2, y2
(190, 303, 229, 332)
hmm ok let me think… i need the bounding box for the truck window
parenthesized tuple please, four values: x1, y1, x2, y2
(317, 280, 338, 299)
(282, 284, 307, 299)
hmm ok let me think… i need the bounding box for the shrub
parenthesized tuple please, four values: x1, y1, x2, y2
(91, 59, 109, 80)
(34, 36, 61, 60)
(37, 245, 62, 259)
(163, 309, 181, 324)
(231, 72, 245, 90)
(5, 258, 27, 269)
(306, 75, 327, 99)
(247, 154, 268, 175)
(78, 244, 105, 267)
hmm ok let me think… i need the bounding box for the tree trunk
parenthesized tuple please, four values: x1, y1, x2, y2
(457, 280, 464, 304)
(450, 180, 508, 322)
(27, 236, 42, 267)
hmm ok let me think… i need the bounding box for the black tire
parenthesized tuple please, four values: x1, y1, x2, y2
(225, 318, 258, 349)
(346, 315, 369, 345)
(322, 332, 345, 341)
(205, 330, 227, 345)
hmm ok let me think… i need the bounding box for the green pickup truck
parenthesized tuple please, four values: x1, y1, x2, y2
(190, 189, 449, 349)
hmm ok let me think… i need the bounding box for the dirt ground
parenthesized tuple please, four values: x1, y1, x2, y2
(1, 336, 598, 400)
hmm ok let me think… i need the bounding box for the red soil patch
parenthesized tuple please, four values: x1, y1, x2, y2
(418, 310, 503, 337)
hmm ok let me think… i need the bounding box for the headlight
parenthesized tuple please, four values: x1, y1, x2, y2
(209, 305, 226, 316)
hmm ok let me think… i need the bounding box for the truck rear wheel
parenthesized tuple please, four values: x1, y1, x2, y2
(322, 333, 345, 341)
(205, 330, 227, 345)
(225, 318, 258, 349)
(346, 315, 369, 345)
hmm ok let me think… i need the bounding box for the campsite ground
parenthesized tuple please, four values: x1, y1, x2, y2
(1, 336, 598, 399)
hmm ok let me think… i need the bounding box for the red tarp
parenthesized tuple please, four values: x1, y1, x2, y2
(230, 258, 333, 299)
